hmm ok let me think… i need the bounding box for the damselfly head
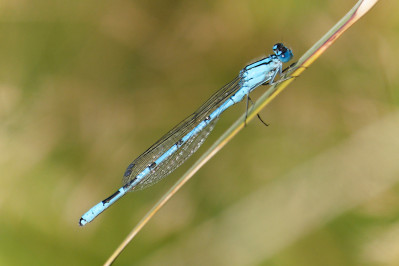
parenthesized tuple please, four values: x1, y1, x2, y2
(273, 43, 293, 63)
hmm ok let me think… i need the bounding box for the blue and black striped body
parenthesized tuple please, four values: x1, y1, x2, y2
(79, 43, 293, 226)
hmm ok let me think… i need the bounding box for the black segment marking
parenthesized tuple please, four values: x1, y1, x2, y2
(123, 178, 136, 190)
(102, 190, 121, 204)
(149, 162, 156, 170)
(176, 139, 183, 147)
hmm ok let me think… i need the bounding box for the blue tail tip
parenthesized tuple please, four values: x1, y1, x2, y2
(79, 218, 87, 226)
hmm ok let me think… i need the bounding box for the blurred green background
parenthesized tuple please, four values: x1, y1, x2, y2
(1, 0, 399, 265)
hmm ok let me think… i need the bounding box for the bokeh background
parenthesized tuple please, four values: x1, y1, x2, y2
(1, 0, 399, 265)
